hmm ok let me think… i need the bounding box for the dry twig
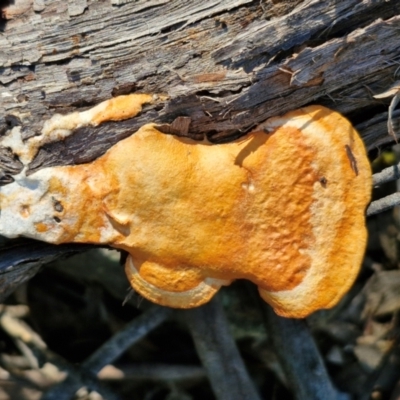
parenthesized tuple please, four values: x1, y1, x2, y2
(259, 302, 337, 400)
(182, 296, 261, 400)
(373, 163, 400, 187)
(41, 306, 172, 400)
(367, 193, 400, 217)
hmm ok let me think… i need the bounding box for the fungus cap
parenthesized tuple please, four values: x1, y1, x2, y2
(0, 99, 372, 318)
(121, 106, 372, 317)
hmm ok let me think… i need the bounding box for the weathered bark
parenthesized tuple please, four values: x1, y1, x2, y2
(0, 240, 95, 300)
(1, 0, 399, 169)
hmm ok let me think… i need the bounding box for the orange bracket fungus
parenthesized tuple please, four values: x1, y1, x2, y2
(0, 95, 372, 318)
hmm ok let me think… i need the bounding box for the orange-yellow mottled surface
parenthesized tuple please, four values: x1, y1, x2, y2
(91, 94, 153, 125)
(35, 222, 50, 233)
(39, 106, 371, 318)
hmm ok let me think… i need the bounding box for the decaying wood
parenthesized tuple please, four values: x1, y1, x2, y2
(182, 296, 261, 400)
(0, 0, 399, 172)
(260, 302, 337, 400)
(0, 240, 95, 301)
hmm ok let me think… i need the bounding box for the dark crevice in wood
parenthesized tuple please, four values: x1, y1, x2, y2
(308, 2, 399, 45)
(0, 239, 97, 302)
(160, 21, 186, 34)
(111, 1, 168, 15)
(0, 172, 14, 185)
(26, 109, 161, 174)
(111, 82, 137, 97)
(0, 0, 13, 31)
(4, 114, 21, 128)
(207, 129, 245, 144)
(358, 109, 400, 153)
(0, 146, 23, 175)
(213, 1, 397, 71)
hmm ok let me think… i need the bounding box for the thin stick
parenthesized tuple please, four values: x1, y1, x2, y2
(260, 303, 336, 400)
(42, 372, 121, 400)
(181, 296, 261, 400)
(42, 306, 172, 400)
(367, 192, 400, 216)
(83, 305, 172, 374)
(373, 164, 400, 187)
(98, 363, 206, 381)
(388, 93, 400, 143)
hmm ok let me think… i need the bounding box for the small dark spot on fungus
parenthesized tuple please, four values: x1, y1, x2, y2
(345, 144, 359, 176)
(319, 177, 327, 187)
(20, 205, 30, 217)
(52, 197, 64, 212)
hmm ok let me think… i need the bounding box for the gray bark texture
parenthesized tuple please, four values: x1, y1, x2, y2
(1, 0, 400, 166)
(0, 0, 399, 292)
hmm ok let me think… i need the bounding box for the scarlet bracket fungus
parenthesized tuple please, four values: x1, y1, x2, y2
(0, 95, 372, 318)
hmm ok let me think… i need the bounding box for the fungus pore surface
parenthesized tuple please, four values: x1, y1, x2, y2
(0, 95, 372, 318)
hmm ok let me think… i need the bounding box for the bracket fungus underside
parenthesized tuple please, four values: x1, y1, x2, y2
(0, 95, 372, 318)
